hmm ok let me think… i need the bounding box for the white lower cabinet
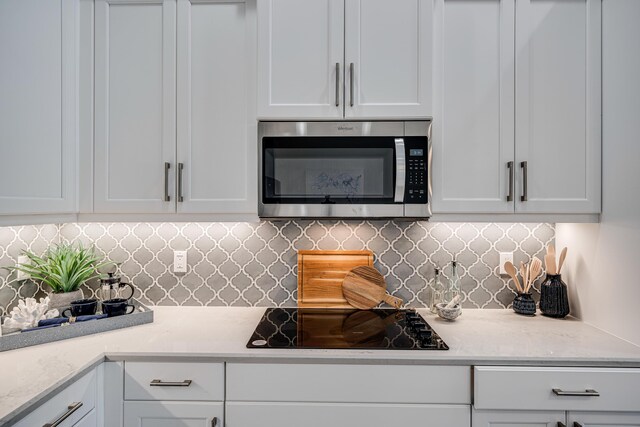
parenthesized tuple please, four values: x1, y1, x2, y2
(473, 367, 640, 427)
(226, 402, 469, 427)
(567, 412, 640, 427)
(14, 369, 97, 427)
(75, 409, 98, 427)
(123, 401, 223, 427)
(226, 363, 471, 427)
(472, 409, 566, 427)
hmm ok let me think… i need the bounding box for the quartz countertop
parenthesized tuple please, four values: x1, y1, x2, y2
(2, 307, 640, 425)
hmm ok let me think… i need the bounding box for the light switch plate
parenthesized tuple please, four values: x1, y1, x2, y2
(173, 251, 187, 273)
(499, 252, 513, 275)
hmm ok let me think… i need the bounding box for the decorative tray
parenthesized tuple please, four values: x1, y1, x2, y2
(0, 299, 153, 352)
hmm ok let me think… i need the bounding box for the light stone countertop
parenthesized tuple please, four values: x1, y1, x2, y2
(1, 306, 640, 425)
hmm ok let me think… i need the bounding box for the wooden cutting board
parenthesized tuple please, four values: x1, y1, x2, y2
(297, 250, 373, 308)
(342, 266, 403, 309)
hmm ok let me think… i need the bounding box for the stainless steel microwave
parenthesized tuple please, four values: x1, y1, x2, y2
(258, 121, 431, 219)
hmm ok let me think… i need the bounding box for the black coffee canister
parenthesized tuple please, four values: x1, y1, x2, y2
(539, 274, 570, 318)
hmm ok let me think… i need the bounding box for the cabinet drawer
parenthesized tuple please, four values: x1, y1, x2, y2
(124, 401, 223, 426)
(124, 362, 224, 401)
(13, 369, 96, 427)
(227, 363, 471, 404)
(474, 366, 640, 411)
(226, 402, 469, 427)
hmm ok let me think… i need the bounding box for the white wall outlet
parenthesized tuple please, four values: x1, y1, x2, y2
(173, 251, 188, 273)
(499, 252, 513, 275)
(16, 255, 30, 280)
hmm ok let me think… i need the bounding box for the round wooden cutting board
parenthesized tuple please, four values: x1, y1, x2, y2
(342, 266, 403, 310)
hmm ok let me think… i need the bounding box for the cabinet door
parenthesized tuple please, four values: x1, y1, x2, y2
(568, 412, 640, 427)
(94, 0, 176, 213)
(431, 0, 515, 213)
(226, 402, 470, 427)
(176, 0, 256, 214)
(344, 0, 432, 118)
(514, 0, 601, 213)
(123, 401, 223, 427)
(473, 409, 566, 427)
(257, 0, 344, 119)
(0, 0, 76, 215)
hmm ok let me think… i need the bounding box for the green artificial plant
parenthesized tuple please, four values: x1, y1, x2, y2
(8, 243, 109, 293)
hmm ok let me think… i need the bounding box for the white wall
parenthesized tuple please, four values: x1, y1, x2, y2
(556, 0, 640, 345)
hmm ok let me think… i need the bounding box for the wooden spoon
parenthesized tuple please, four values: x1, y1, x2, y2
(342, 266, 403, 309)
(557, 247, 568, 274)
(504, 261, 523, 293)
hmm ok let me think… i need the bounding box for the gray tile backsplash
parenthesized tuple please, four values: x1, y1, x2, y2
(0, 221, 554, 315)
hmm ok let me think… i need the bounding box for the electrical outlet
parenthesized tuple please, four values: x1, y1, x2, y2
(499, 252, 513, 275)
(173, 251, 187, 273)
(16, 255, 30, 280)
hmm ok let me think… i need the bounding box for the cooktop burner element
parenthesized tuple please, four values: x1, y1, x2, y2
(246, 308, 448, 350)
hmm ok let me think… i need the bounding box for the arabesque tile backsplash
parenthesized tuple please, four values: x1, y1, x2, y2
(0, 221, 554, 316)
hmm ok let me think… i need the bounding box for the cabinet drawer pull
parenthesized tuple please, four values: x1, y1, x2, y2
(164, 162, 171, 202)
(212, 416, 218, 427)
(335, 62, 340, 107)
(552, 388, 600, 397)
(43, 401, 83, 427)
(150, 379, 193, 387)
(520, 160, 528, 201)
(177, 162, 184, 202)
(507, 161, 514, 201)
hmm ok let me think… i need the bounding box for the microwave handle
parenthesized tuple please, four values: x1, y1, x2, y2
(394, 138, 406, 203)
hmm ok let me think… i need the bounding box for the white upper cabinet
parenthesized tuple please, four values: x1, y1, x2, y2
(432, 0, 601, 216)
(257, 0, 345, 119)
(0, 0, 77, 215)
(257, 0, 432, 119)
(515, 0, 601, 214)
(177, 0, 256, 214)
(431, 0, 515, 213)
(94, 0, 177, 213)
(93, 0, 255, 216)
(344, 0, 432, 118)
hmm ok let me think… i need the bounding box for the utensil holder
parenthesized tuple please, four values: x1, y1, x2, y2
(512, 292, 536, 316)
(539, 274, 570, 318)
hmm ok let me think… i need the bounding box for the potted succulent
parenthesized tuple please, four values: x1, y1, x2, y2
(7, 243, 109, 311)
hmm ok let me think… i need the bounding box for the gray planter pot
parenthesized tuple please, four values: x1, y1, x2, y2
(48, 289, 84, 313)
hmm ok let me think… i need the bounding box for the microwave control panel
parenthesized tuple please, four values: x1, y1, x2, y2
(404, 138, 428, 204)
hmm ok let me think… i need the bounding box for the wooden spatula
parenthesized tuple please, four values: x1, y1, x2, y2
(342, 266, 403, 309)
(557, 247, 568, 274)
(504, 261, 523, 293)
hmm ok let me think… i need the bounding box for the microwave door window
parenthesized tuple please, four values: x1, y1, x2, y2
(263, 145, 395, 204)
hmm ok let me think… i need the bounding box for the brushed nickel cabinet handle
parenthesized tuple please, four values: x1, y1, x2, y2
(552, 388, 600, 397)
(177, 162, 184, 202)
(212, 417, 218, 427)
(335, 62, 340, 107)
(164, 162, 171, 202)
(507, 161, 514, 201)
(520, 160, 528, 202)
(150, 379, 192, 387)
(43, 402, 83, 427)
(349, 62, 354, 107)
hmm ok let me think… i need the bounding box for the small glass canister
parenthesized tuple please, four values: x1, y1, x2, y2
(539, 274, 570, 318)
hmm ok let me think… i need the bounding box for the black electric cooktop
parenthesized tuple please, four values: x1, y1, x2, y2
(246, 308, 448, 350)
